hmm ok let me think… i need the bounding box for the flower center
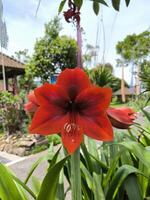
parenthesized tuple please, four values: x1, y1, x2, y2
(67, 100, 78, 112)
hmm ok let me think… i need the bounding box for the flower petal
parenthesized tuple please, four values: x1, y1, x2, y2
(29, 106, 69, 135)
(24, 102, 38, 113)
(61, 114, 83, 154)
(34, 83, 69, 109)
(76, 87, 112, 116)
(56, 67, 91, 100)
(107, 107, 136, 129)
(79, 114, 113, 141)
(28, 91, 38, 105)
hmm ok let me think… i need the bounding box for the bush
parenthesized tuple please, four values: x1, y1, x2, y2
(47, 134, 61, 145)
(0, 91, 28, 135)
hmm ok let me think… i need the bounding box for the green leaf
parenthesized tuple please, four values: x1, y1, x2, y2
(32, 176, 41, 195)
(93, 173, 105, 200)
(81, 163, 93, 189)
(125, 0, 130, 6)
(0, 163, 23, 200)
(37, 156, 69, 200)
(141, 108, 150, 122)
(81, 143, 95, 171)
(106, 165, 145, 200)
(49, 146, 62, 168)
(24, 157, 45, 184)
(124, 174, 143, 200)
(74, 0, 83, 8)
(58, 0, 66, 14)
(90, 0, 108, 7)
(119, 141, 150, 168)
(138, 161, 150, 197)
(87, 139, 100, 173)
(111, 0, 120, 11)
(93, 1, 100, 15)
(103, 151, 122, 188)
(12, 175, 36, 199)
(56, 170, 64, 200)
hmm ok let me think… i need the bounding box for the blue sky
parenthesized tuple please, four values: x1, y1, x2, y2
(2, 0, 150, 83)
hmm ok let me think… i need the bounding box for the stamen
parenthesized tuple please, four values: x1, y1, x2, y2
(64, 122, 78, 133)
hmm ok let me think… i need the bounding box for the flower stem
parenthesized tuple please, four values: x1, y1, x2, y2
(71, 147, 82, 200)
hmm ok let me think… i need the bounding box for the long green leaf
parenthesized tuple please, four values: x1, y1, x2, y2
(125, 0, 130, 6)
(58, 0, 66, 13)
(119, 141, 150, 168)
(0, 163, 23, 200)
(93, 2, 100, 15)
(124, 174, 143, 200)
(49, 146, 62, 168)
(106, 165, 145, 200)
(103, 151, 123, 188)
(24, 157, 45, 184)
(37, 156, 69, 200)
(81, 163, 93, 190)
(90, 0, 108, 7)
(12, 175, 36, 199)
(32, 176, 41, 196)
(74, 0, 83, 8)
(141, 108, 150, 122)
(93, 173, 105, 200)
(111, 0, 120, 11)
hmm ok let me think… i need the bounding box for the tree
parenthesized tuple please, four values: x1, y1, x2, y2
(14, 49, 30, 63)
(83, 44, 99, 67)
(139, 60, 150, 92)
(116, 30, 150, 96)
(116, 31, 150, 63)
(28, 16, 77, 83)
(86, 63, 128, 92)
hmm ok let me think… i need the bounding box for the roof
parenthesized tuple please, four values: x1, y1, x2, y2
(0, 52, 25, 69)
(114, 87, 136, 95)
(0, 53, 25, 79)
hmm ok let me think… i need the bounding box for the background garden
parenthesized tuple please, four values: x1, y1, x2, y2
(0, 0, 150, 200)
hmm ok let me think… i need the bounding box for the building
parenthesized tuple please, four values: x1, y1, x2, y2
(113, 87, 136, 102)
(0, 53, 25, 94)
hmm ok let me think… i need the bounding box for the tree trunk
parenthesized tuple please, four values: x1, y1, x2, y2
(121, 65, 126, 103)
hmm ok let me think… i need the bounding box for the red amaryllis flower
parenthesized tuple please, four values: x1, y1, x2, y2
(29, 68, 113, 154)
(24, 91, 39, 113)
(107, 107, 136, 129)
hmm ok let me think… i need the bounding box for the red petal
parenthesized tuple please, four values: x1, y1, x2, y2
(107, 107, 135, 124)
(56, 68, 91, 100)
(24, 102, 38, 113)
(107, 107, 136, 129)
(29, 106, 69, 135)
(76, 87, 112, 116)
(61, 114, 83, 154)
(79, 114, 113, 141)
(28, 91, 38, 105)
(34, 83, 69, 108)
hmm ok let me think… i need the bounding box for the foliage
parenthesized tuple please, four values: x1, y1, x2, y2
(14, 49, 30, 64)
(139, 60, 150, 92)
(86, 65, 128, 92)
(28, 16, 77, 83)
(0, 91, 28, 135)
(58, 0, 131, 15)
(83, 44, 99, 67)
(31, 144, 49, 154)
(116, 31, 150, 63)
(2, 109, 150, 199)
(47, 134, 61, 146)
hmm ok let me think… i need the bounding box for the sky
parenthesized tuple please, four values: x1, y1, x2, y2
(2, 0, 150, 83)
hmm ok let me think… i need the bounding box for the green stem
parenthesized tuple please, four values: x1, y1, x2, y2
(71, 147, 82, 200)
